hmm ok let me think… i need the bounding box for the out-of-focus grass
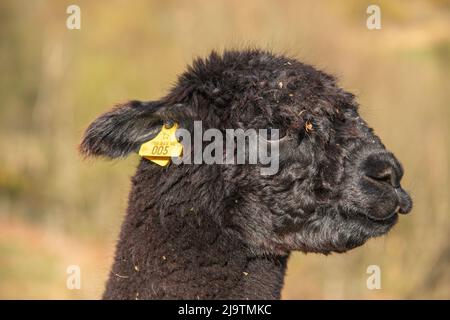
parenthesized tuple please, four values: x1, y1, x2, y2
(0, 0, 449, 299)
(0, 216, 111, 299)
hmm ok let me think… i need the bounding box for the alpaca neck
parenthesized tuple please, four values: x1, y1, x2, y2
(103, 163, 289, 299)
(103, 208, 288, 299)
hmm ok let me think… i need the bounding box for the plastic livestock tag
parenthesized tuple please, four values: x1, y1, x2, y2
(138, 123, 183, 166)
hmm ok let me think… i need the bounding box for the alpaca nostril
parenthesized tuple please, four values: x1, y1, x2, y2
(366, 170, 395, 187)
(365, 166, 400, 189)
(362, 152, 403, 188)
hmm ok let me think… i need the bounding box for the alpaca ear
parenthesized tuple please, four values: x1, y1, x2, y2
(79, 100, 192, 159)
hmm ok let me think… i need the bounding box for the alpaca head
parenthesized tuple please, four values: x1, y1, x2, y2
(80, 50, 412, 256)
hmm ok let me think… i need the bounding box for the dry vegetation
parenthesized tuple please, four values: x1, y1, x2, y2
(0, 0, 449, 299)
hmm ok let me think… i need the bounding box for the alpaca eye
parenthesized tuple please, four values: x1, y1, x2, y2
(266, 127, 286, 140)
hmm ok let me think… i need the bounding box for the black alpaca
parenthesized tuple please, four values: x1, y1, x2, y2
(80, 50, 412, 299)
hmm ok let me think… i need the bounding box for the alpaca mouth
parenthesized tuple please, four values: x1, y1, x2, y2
(356, 210, 399, 225)
(366, 209, 399, 222)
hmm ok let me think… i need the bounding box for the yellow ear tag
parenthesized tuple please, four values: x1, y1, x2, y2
(138, 123, 183, 166)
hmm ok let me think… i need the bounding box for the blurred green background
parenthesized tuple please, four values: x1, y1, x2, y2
(0, 0, 449, 299)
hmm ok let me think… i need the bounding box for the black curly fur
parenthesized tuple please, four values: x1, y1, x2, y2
(80, 49, 412, 299)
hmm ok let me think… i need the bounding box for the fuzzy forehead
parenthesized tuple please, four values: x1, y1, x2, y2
(164, 49, 357, 128)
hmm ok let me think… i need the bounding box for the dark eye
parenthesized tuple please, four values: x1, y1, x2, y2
(266, 127, 286, 140)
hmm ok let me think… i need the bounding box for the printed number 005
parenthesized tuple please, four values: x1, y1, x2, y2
(151, 145, 169, 155)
